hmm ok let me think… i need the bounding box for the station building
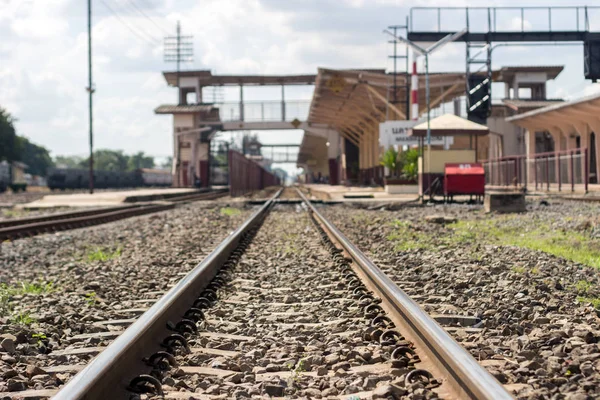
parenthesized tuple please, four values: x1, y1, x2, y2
(298, 65, 566, 185)
(155, 65, 592, 190)
(155, 70, 316, 187)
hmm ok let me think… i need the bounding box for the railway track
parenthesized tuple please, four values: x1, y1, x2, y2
(0, 189, 228, 242)
(2, 188, 511, 399)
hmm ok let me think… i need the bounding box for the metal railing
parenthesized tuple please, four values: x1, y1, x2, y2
(483, 148, 589, 192)
(215, 100, 310, 122)
(410, 6, 600, 33)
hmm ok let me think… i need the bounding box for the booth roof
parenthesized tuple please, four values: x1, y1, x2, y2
(410, 114, 489, 137)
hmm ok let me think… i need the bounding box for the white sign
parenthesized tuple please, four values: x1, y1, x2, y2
(379, 120, 453, 148)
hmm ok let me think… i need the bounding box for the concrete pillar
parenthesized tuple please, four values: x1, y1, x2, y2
(281, 85, 286, 122)
(173, 114, 195, 187)
(173, 132, 179, 187)
(512, 78, 519, 100)
(548, 128, 564, 187)
(196, 79, 202, 104)
(327, 131, 340, 185)
(504, 83, 510, 99)
(197, 142, 210, 187)
(359, 139, 365, 184)
(341, 138, 347, 183)
(575, 123, 590, 184)
(239, 85, 244, 121)
(191, 137, 197, 186)
(524, 129, 536, 185)
(589, 119, 600, 183)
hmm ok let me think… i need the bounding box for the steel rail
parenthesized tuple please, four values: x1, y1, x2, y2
(0, 204, 175, 242)
(168, 189, 229, 203)
(53, 188, 283, 400)
(124, 188, 228, 203)
(0, 190, 228, 241)
(0, 204, 141, 229)
(296, 188, 512, 400)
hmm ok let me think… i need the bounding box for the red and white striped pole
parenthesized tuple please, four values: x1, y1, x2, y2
(411, 60, 419, 120)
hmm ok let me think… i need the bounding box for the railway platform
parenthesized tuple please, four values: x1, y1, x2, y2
(304, 184, 418, 202)
(20, 188, 202, 209)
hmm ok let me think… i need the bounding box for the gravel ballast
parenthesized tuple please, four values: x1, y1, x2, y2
(0, 202, 251, 394)
(152, 206, 438, 399)
(323, 199, 600, 399)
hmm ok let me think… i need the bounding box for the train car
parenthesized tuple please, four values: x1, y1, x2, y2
(0, 161, 28, 193)
(46, 167, 171, 190)
(138, 168, 172, 187)
(0, 162, 9, 193)
(47, 168, 83, 190)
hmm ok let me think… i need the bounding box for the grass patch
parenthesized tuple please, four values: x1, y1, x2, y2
(511, 266, 526, 274)
(1, 209, 29, 219)
(575, 280, 594, 294)
(220, 207, 241, 217)
(0, 281, 53, 324)
(18, 281, 54, 295)
(32, 332, 47, 346)
(275, 233, 300, 255)
(86, 247, 122, 262)
(12, 312, 35, 326)
(449, 218, 600, 269)
(85, 291, 97, 306)
(386, 220, 432, 251)
(578, 297, 600, 309)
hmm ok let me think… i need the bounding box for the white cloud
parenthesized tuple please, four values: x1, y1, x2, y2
(583, 84, 600, 97)
(0, 0, 596, 164)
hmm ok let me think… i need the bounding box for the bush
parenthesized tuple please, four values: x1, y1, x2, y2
(380, 147, 419, 180)
(380, 148, 399, 176)
(399, 149, 419, 181)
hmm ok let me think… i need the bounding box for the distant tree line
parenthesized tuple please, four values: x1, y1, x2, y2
(0, 108, 53, 176)
(54, 150, 156, 173)
(0, 107, 165, 177)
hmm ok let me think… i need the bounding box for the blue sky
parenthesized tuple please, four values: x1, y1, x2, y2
(1, 0, 599, 169)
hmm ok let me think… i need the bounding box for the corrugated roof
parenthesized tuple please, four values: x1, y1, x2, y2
(163, 71, 317, 87)
(507, 90, 600, 122)
(502, 99, 565, 110)
(499, 66, 563, 72)
(154, 104, 215, 114)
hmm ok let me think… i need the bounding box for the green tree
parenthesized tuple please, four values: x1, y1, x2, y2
(0, 108, 19, 162)
(161, 156, 173, 169)
(127, 152, 154, 171)
(80, 150, 128, 172)
(16, 136, 54, 176)
(54, 155, 85, 168)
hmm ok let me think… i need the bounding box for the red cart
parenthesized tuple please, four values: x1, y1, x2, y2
(444, 163, 485, 202)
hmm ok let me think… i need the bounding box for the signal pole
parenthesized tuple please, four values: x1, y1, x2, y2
(164, 21, 193, 105)
(87, 0, 95, 194)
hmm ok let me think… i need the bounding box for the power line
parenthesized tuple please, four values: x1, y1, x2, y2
(125, 0, 171, 35)
(99, 0, 161, 47)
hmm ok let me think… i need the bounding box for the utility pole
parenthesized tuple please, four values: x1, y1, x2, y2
(87, 0, 95, 194)
(176, 21, 181, 104)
